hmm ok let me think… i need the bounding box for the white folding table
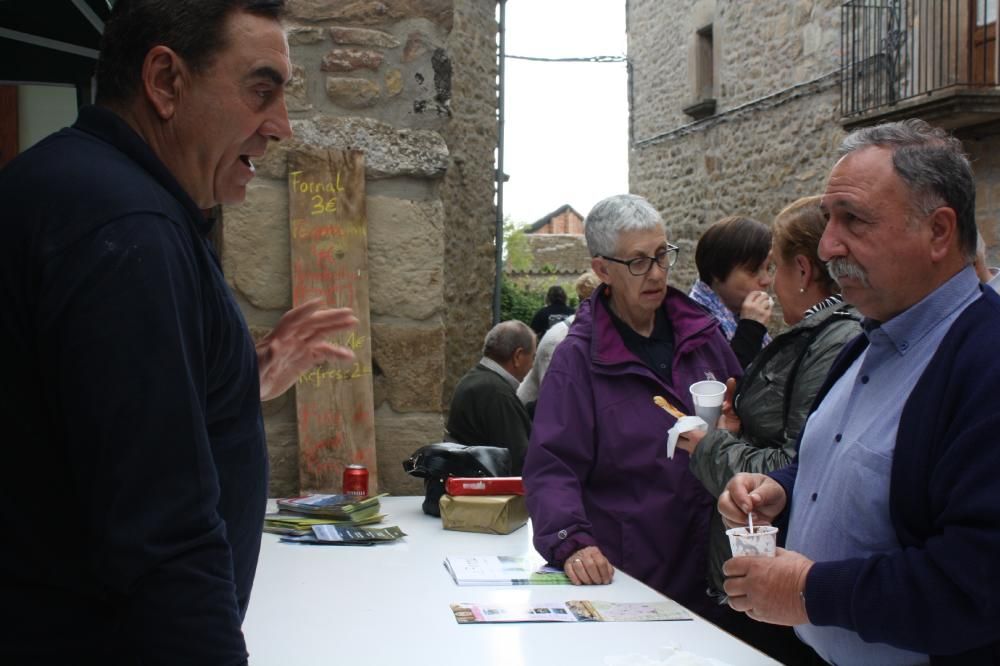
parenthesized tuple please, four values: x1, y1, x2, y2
(243, 496, 779, 665)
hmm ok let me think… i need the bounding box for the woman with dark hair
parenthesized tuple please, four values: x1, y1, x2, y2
(677, 196, 862, 664)
(529, 285, 575, 338)
(689, 215, 774, 367)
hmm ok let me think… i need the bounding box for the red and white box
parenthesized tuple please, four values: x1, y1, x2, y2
(445, 476, 524, 496)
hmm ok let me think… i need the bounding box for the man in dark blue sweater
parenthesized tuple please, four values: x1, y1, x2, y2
(0, 1, 356, 663)
(719, 119, 1000, 664)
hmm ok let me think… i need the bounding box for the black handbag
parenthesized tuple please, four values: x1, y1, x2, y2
(402, 442, 512, 516)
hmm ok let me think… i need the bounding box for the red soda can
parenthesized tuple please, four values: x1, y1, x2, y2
(343, 464, 369, 496)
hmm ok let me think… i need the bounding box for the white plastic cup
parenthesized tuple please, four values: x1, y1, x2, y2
(726, 525, 778, 558)
(689, 380, 726, 430)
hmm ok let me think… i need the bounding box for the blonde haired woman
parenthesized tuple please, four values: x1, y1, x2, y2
(678, 196, 863, 663)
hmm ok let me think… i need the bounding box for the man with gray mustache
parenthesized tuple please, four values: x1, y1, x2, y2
(826, 257, 870, 289)
(718, 119, 1000, 664)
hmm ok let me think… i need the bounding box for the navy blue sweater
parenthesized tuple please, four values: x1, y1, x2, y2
(0, 106, 267, 664)
(772, 287, 1000, 664)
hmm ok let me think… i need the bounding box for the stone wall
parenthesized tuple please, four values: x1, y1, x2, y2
(627, 0, 845, 292)
(627, 0, 1000, 292)
(506, 234, 591, 293)
(961, 130, 1000, 267)
(223, 0, 498, 497)
(627, 1, 845, 291)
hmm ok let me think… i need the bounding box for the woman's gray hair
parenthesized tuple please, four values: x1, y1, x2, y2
(482, 320, 534, 362)
(839, 119, 976, 260)
(584, 194, 665, 257)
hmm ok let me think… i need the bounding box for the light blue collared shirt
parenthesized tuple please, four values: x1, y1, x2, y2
(786, 267, 982, 666)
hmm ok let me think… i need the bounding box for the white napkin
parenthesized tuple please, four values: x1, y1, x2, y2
(666, 416, 707, 459)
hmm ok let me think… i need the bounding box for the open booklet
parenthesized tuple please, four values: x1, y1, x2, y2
(450, 599, 691, 624)
(444, 555, 570, 585)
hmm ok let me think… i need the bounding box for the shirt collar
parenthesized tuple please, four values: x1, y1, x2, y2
(479, 357, 519, 389)
(802, 294, 844, 320)
(865, 266, 980, 355)
(689, 279, 737, 338)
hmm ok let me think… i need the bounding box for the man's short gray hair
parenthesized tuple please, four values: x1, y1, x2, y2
(839, 119, 976, 260)
(584, 194, 665, 258)
(483, 320, 534, 363)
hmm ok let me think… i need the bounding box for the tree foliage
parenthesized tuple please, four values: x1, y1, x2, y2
(504, 220, 532, 273)
(500, 277, 544, 325)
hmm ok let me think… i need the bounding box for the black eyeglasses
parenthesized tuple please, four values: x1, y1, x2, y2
(598, 244, 680, 276)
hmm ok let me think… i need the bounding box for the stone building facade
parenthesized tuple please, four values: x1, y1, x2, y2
(223, 0, 499, 496)
(526, 204, 584, 235)
(627, 0, 1000, 292)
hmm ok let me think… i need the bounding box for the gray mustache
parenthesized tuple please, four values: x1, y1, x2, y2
(826, 258, 871, 288)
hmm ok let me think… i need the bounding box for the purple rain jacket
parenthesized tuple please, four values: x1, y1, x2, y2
(524, 285, 742, 617)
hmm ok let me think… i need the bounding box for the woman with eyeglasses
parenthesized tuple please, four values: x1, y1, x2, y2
(523, 194, 742, 622)
(689, 215, 775, 367)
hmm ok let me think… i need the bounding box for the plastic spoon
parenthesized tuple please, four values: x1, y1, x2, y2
(748, 511, 754, 534)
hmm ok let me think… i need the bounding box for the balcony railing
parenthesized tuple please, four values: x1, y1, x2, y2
(841, 0, 999, 119)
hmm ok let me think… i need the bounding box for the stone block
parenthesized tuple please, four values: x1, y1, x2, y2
(385, 68, 404, 96)
(989, 183, 1000, 214)
(266, 420, 301, 497)
(373, 408, 444, 494)
(979, 182, 992, 212)
(372, 322, 446, 412)
(287, 26, 325, 45)
(403, 31, 431, 63)
(293, 116, 449, 179)
(253, 118, 450, 181)
(329, 26, 400, 48)
(367, 195, 445, 319)
(802, 23, 821, 56)
(286, 64, 312, 113)
(254, 141, 292, 181)
(223, 180, 291, 311)
(261, 384, 293, 418)
(325, 76, 381, 108)
(321, 48, 385, 73)
(289, 0, 453, 32)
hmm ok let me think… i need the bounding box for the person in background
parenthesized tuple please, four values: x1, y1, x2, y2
(517, 270, 601, 414)
(720, 119, 1000, 664)
(973, 231, 1000, 293)
(446, 320, 536, 474)
(689, 215, 774, 367)
(677, 195, 861, 664)
(0, 1, 358, 663)
(524, 194, 741, 621)
(529, 284, 575, 338)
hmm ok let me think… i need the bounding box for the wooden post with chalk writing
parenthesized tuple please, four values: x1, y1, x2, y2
(288, 149, 378, 494)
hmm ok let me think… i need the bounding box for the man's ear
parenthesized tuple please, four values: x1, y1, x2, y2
(142, 45, 185, 120)
(927, 206, 958, 263)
